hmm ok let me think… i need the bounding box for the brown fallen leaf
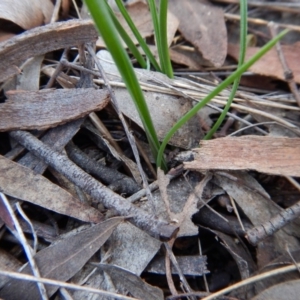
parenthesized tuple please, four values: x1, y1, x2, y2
(0, 217, 123, 300)
(0, 155, 102, 223)
(228, 42, 300, 84)
(169, 46, 204, 70)
(169, 0, 227, 67)
(0, 0, 54, 31)
(0, 19, 97, 82)
(184, 136, 300, 177)
(0, 88, 109, 131)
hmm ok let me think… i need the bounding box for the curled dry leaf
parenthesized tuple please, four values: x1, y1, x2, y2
(0, 88, 110, 131)
(0, 218, 123, 300)
(0, 0, 54, 30)
(0, 155, 103, 223)
(0, 19, 97, 82)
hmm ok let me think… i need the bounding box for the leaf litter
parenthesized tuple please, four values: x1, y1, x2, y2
(0, 0, 300, 299)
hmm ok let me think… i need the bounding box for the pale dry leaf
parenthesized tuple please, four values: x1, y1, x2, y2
(228, 42, 300, 84)
(0, 88, 110, 131)
(0, 0, 54, 30)
(0, 155, 103, 223)
(104, 222, 161, 275)
(185, 136, 300, 177)
(95, 264, 164, 300)
(0, 218, 123, 300)
(147, 255, 208, 276)
(253, 279, 300, 300)
(169, 0, 227, 67)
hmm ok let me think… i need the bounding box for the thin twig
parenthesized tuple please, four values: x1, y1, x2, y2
(87, 44, 157, 213)
(164, 242, 194, 295)
(246, 200, 300, 246)
(268, 22, 300, 107)
(9, 130, 178, 241)
(0, 270, 137, 300)
(0, 193, 48, 300)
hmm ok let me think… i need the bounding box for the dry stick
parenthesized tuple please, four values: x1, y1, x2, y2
(164, 243, 194, 296)
(86, 45, 157, 213)
(0, 193, 48, 300)
(269, 22, 300, 107)
(0, 270, 137, 300)
(9, 130, 178, 241)
(246, 200, 300, 246)
(225, 13, 300, 32)
(165, 239, 178, 296)
(65, 141, 140, 195)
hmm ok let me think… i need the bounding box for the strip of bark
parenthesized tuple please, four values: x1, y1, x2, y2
(0, 89, 109, 131)
(0, 19, 97, 82)
(184, 136, 300, 177)
(9, 130, 178, 241)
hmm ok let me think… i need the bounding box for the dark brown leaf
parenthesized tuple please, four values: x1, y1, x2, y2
(0, 88, 109, 131)
(0, 155, 103, 223)
(0, 217, 123, 300)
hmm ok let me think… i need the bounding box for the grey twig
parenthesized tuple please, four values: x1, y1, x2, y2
(65, 141, 140, 195)
(9, 130, 178, 241)
(246, 200, 300, 246)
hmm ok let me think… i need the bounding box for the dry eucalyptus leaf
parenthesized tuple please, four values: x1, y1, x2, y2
(0, 19, 97, 82)
(253, 279, 300, 300)
(228, 42, 300, 84)
(0, 88, 110, 131)
(0, 218, 123, 300)
(184, 136, 300, 177)
(104, 222, 161, 275)
(94, 264, 164, 300)
(147, 255, 208, 276)
(0, 0, 54, 30)
(169, 0, 227, 67)
(0, 155, 103, 223)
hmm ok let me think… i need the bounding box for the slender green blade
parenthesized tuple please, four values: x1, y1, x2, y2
(85, 0, 167, 170)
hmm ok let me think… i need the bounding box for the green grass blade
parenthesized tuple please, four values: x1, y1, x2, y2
(147, 0, 164, 71)
(107, 4, 147, 69)
(159, 0, 173, 78)
(156, 28, 289, 168)
(204, 0, 247, 140)
(114, 0, 161, 72)
(84, 0, 167, 170)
